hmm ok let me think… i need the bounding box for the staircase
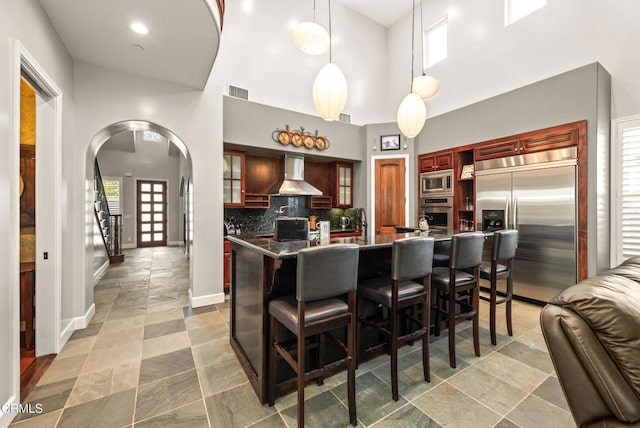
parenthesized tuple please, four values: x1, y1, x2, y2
(94, 160, 124, 263)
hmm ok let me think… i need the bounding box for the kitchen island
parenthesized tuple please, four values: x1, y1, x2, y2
(227, 230, 455, 403)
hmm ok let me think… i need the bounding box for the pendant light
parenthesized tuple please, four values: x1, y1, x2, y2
(312, 0, 348, 121)
(412, 0, 439, 99)
(397, 0, 427, 138)
(292, 0, 330, 55)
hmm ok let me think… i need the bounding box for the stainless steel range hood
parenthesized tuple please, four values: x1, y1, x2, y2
(270, 154, 323, 196)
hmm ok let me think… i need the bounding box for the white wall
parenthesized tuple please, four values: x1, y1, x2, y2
(210, 0, 389, 125)
(98, 142, 183, 247)
(387, 0, 640, 123)
(0, 1, 75, 426)
(73, 62, 224, 313)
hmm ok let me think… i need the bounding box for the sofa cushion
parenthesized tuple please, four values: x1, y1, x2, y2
(549, 257, 640, 400)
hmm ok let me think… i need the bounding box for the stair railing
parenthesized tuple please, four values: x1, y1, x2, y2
(94, 160, 124, 263)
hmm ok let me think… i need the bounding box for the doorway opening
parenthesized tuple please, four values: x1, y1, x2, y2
(137, 180, 168, 247)
(371, 155, 410, 235)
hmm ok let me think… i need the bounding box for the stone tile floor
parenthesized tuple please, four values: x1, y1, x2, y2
(10, 246, 574, 428)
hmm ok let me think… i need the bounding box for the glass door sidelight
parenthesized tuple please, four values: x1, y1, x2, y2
(137, 180, 167, 247)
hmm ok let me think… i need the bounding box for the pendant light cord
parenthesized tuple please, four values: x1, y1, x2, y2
(313, 0, 316, 22)
(410, 0, 415, 92)
(420, 0, 425, 77)
(328, 0, 333, 63)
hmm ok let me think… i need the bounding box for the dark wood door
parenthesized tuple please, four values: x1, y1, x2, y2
(375, 158, 405, 234)
(137, 180, 167, 247)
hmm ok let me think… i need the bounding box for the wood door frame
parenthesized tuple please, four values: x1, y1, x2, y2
(370, 154, 410, 240)
(135, 178, 169, 247)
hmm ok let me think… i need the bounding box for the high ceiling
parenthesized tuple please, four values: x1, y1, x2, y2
(38, 0, 220, 90)
(335, 0, 413, 28)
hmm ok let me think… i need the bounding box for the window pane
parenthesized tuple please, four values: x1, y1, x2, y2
(231, 180, 241, 203)
(141, 183, 151, 192)
(224, 155, 231, 179)
(141, 203, 151, 212)
(345, 187, 351, 205)
(425, 18, 447, 68)
(154, 223, 163, 232)
(154, 233, 163, 241)
(141, 233, 151, 242)
(142, 214, 151, 222)
(620, 120, 640, 259)
(141, 193, 151, 202)
(231, 155, 241, 179)
(344, 168, 351, 186)
(141, 224, 151, 232)
(154, 213, 163, 222)
(153, 183, 163, 192)
(154, 193, 163, 202)
(154, 203, 163, 212)
(223, 180, 231, 203)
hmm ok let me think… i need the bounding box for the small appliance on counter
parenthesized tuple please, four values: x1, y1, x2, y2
(318, 221, 330, 244)
(340, 216, 351, 230)
(274, 217, 310, 241)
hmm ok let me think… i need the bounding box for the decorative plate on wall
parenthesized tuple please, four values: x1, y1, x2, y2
(271, 125, 330, 151)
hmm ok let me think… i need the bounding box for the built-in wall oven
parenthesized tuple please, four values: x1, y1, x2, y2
(420, 196, 453, 232)
(420, 170, 453, 197)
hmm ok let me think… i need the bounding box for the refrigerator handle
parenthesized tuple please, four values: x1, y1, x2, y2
(505, 197, 510, 229)
(513, 197, 518, 229)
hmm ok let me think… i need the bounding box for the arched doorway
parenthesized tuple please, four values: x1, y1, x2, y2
(87, 120, 194, 291)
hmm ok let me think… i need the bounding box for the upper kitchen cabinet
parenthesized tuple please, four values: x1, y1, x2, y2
(333, 162, 353, 208)
(418, 150, 453, 172)
(474, 124, 579, 161)
(223, 150, 245, 207)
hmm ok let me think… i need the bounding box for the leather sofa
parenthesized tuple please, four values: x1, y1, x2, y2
(540, 257, 640, 427)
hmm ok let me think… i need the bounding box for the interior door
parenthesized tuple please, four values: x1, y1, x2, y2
(137, 180, 167, 247)
(375, 158, 405, 234)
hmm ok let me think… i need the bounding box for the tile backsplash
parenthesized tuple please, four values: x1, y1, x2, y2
(225, 195, 359, 235)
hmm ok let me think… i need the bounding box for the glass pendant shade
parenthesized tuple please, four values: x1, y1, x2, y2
(313, 63, 348, 121)
(397, 92, 426, 138)
(413, 75, 439, 99)
(292, 22, 330, 55)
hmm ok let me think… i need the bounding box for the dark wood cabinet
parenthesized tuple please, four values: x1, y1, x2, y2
(474, 125, 579, 161)
(418, 150, 453, 172)
(223, 150, 245, 207)
(332, 162, 353, 208)
(223, 240, 230, 292)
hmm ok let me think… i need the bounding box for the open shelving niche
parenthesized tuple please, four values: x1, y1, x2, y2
(454, 148, 475, 232)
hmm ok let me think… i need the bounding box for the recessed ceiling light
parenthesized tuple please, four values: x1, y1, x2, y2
(130, 22, 149, 35)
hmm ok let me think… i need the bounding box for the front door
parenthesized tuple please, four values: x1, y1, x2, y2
(375, 158, 406, 233)
(137, 180, 167, 247)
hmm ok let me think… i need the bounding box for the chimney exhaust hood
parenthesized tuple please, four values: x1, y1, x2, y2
(270, 154, 323, 196)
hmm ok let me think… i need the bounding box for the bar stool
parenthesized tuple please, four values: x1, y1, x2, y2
(432, 232, 484, 368)
(267, 244, 359, 427)
(357, 236, 435, 401)
(432, 240, 451, 267)
(479, 229, 518, 345)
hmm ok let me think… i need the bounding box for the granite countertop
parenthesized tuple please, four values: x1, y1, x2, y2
(226, 229, 458, 259)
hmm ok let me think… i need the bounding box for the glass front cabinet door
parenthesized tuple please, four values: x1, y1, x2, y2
(335, 162, 353, 208)
(223, 151, 245, 207)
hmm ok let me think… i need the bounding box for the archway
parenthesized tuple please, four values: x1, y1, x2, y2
(86, 119, 194, 300)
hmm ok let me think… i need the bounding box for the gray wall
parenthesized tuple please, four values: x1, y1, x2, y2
(223, 96, 368, 209)
(417, 62, 611, 275)
(97, 142, 183, 247)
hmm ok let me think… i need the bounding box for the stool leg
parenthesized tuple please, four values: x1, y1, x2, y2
(347, 293, 357, 425)
(268, 315, 277, 406)
(506, 274, 514, 337)
(448, 283, 457, 369)
(434, 288, 442, 337)
(297, 330, 305, 427)
(490, 272, 498, 346)
(472, 281, 480, 357)
(317, 333, 325, 385)
(356, 297, 362, 369)
(422, 284, 431, 382)
(390, 302, 399, 401)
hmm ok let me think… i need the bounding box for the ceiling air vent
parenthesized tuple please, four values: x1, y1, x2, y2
(228, 85, 249, 100)
(339, 113, 351, 124)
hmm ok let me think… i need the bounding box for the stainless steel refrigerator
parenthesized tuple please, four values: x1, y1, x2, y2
(475, 148, 578, 303)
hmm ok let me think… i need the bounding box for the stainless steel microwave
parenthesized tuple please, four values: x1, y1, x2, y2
(420, 170, 453, 196)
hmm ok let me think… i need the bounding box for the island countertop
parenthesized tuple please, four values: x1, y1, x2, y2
(226, 229, 457, 259)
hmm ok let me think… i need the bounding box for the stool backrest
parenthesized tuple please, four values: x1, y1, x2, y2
(492, 229, 518, 262)
(450, 232, 484, 270)
(296, 244, 360, 301)
(392, 237, 435, 281)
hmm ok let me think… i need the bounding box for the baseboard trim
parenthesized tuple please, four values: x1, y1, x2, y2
(168, 241, 184, 247)
(188, 289, 224, 308)
(94, 260, 109, 283)
(58, 304, 95, 351)
(122, 244, 136, 249)
(0, 395, 18, 427)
